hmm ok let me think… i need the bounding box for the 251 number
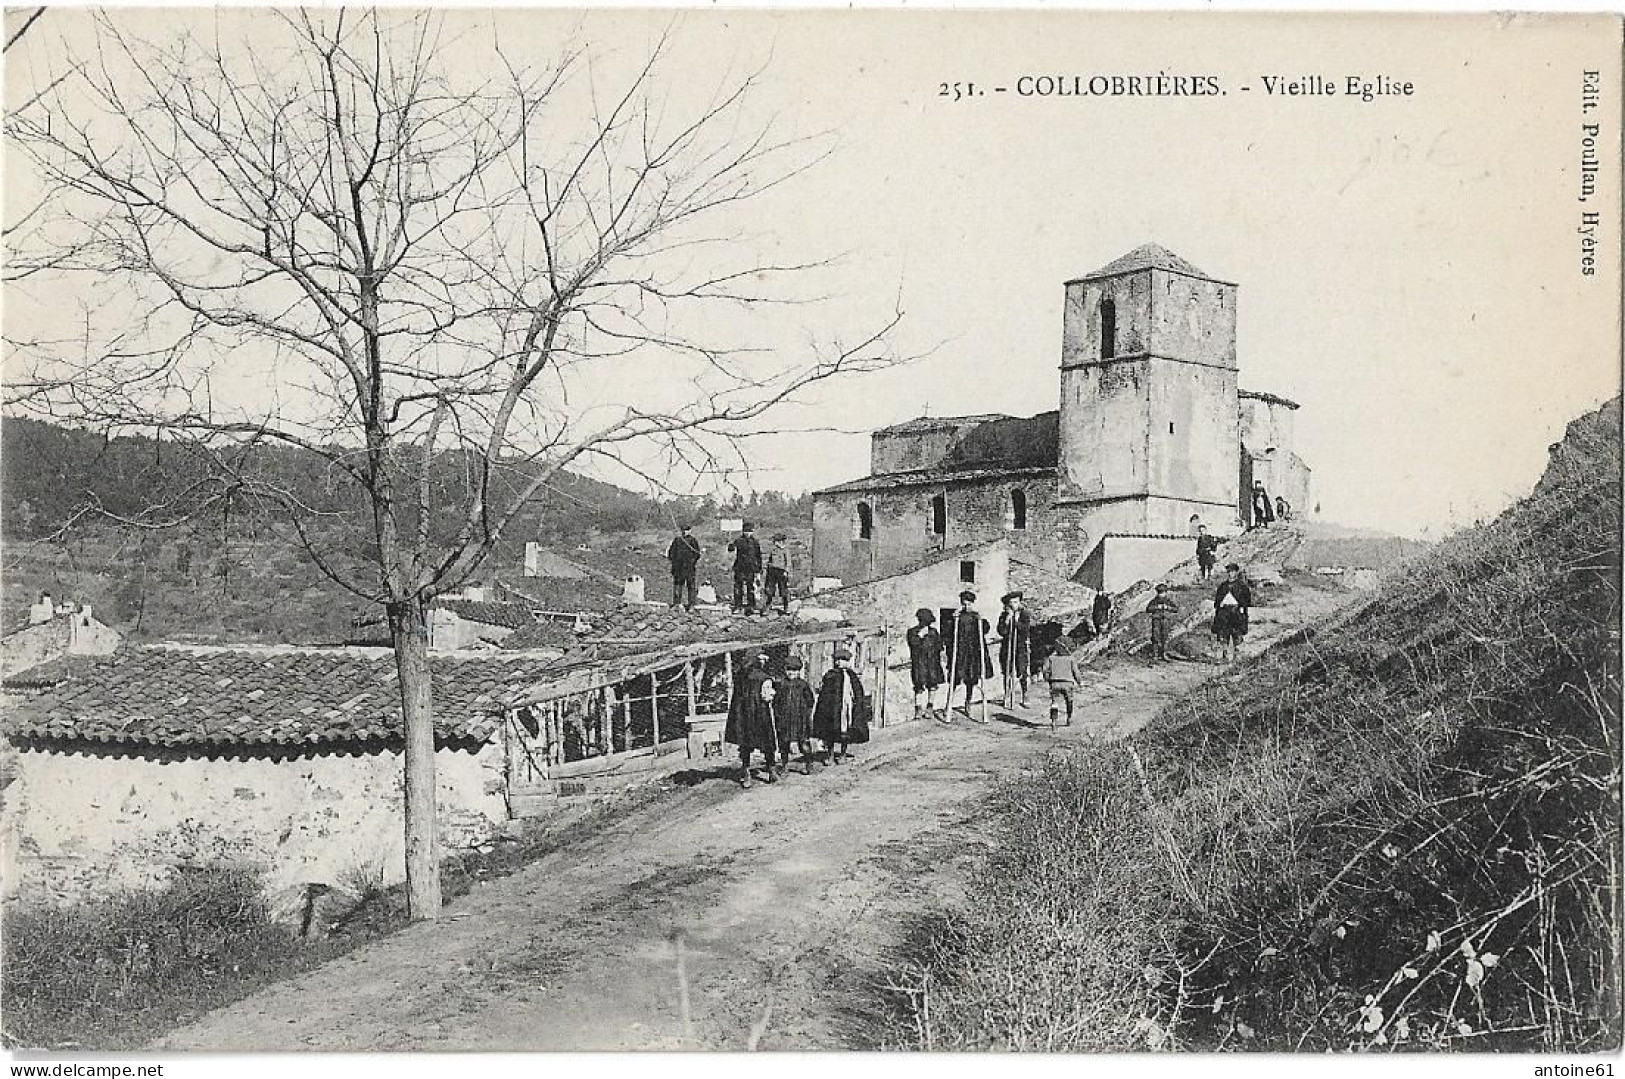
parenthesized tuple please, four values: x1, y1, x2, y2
(938, 82, 979, 101)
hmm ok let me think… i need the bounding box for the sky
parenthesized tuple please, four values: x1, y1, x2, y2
(4, 8, 1621, 540)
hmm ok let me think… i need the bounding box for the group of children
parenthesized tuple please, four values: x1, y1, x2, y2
(725, 644, 872, 788)
(728, 563, 1253, 780)
(904, 589, 1088, 730)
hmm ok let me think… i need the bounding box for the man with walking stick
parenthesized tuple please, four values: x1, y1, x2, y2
(997, 590, 1033, 708)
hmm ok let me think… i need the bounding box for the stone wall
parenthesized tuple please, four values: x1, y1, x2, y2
(1, 739, 509, 917)
(812, 475, 1061, 585)
(1057, 358, 1153, 501)
(1077, 534, 1199, 593)
(871, 418, 990, 473)
(1146, 270, 1238, 369)
(1148, 360, 1240, 509)
(0, 610, 121, 678)
(816, 543, 1009, 670)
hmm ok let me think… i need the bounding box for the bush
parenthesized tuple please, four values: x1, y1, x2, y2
(2, 866, 297, 1049)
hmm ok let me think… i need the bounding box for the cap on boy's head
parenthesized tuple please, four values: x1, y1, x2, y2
(1197, 524, 1207, 531)
(1225, 562, 1241, 571)
(915, 607, 934, 624)
(785, 655, 804, 671)
(1001, 590, 1023, 604)
(742, 521, 755, 531)
(833, 645, 853, 661)
(773, 533, 787, 541)
(680, 523, 692, 531)
(1155, 583, 1168, 593)
(959, 590, 977, 603)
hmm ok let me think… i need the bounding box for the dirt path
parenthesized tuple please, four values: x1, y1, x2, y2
(158, 574, 1354, 1052)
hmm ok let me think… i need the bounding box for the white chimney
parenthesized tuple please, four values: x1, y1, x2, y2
(622, 575, 646, 603)
(28, 594, 54, 625)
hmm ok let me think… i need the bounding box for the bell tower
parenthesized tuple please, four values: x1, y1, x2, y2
(1056, 243, 1242, 538)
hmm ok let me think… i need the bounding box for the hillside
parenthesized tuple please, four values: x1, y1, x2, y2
(897, 397, 1622, 1051)
(0, 418, 811, 642)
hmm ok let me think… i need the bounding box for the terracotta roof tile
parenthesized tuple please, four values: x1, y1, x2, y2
(3, 646, 561, 749)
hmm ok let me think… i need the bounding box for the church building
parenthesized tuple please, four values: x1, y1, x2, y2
(811, 243, 1311, 593)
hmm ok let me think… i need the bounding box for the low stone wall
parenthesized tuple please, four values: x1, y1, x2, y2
(1, 740, 508, 917)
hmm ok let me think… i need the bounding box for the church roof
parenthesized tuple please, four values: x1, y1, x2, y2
(876, 413, 1010, 434)
(1068, 243, 1222, 284)
(1240, 388, 1301, 410)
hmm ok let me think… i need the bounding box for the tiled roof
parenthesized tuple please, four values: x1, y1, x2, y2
(3, 646, 564, 749)
(433, 599, 536, 630)
(815, 465, 1054, 496)
(1008, 558, 1098, 620)
(810, 541, 1008, 606)
(1239, 388, 1302, 410)
(1068, 243, 1219, 284)
(502, 604, 807, 653)
(493, 576, 622, 614)
(876, 413, 1009, 434)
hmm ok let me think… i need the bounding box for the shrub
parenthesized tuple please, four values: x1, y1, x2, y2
(2, 866, 296, 1049)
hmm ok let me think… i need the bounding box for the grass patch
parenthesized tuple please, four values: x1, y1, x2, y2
(2, 782, 670, 1050)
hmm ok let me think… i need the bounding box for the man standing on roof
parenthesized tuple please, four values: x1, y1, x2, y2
(727, 521, 763, 615)
(727, 650, 779, 787)
(667, 523, 702, 610)
(945, 589, 992, 723)
(996, 590, 1033, 707)
(764, 533, 793, 615)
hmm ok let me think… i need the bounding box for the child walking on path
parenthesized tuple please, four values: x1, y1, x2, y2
(813, 646, 871, 765)
(1146, 583, 1179, 662)
(774, 655, 818, 775)
(1042, 641, 1078, 729)
(905, 607, 946, 722)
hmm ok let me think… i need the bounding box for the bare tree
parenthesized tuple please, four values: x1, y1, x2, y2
(4, 10, 905, 918)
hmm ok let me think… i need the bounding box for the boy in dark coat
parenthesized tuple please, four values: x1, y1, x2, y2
(1250, 482, 1275, 530)
(997, 590, 1034, 707)
(1212, 563, 1252, 663)
(905, 607, 946, 721)
(945, 590, 992, 724)
(1146, 583, 1179, 662)
(1194, 524, 1218, 581)
(775, 655, 818, 775)
(726, 651, 779, 787)
(1091, 591, 1114, 638)
(813, 646, 871, 764)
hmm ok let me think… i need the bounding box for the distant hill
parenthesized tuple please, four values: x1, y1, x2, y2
(0, 417, 813, 643)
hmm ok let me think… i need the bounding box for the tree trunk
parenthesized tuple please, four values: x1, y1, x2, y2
(389, 596, 442, 920)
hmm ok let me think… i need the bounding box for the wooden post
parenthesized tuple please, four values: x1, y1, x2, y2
(650, 671, 660, 750)
(876, 627, 889, 729)
(600, 686, 614, 757)
(684, 659, 698, 720)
